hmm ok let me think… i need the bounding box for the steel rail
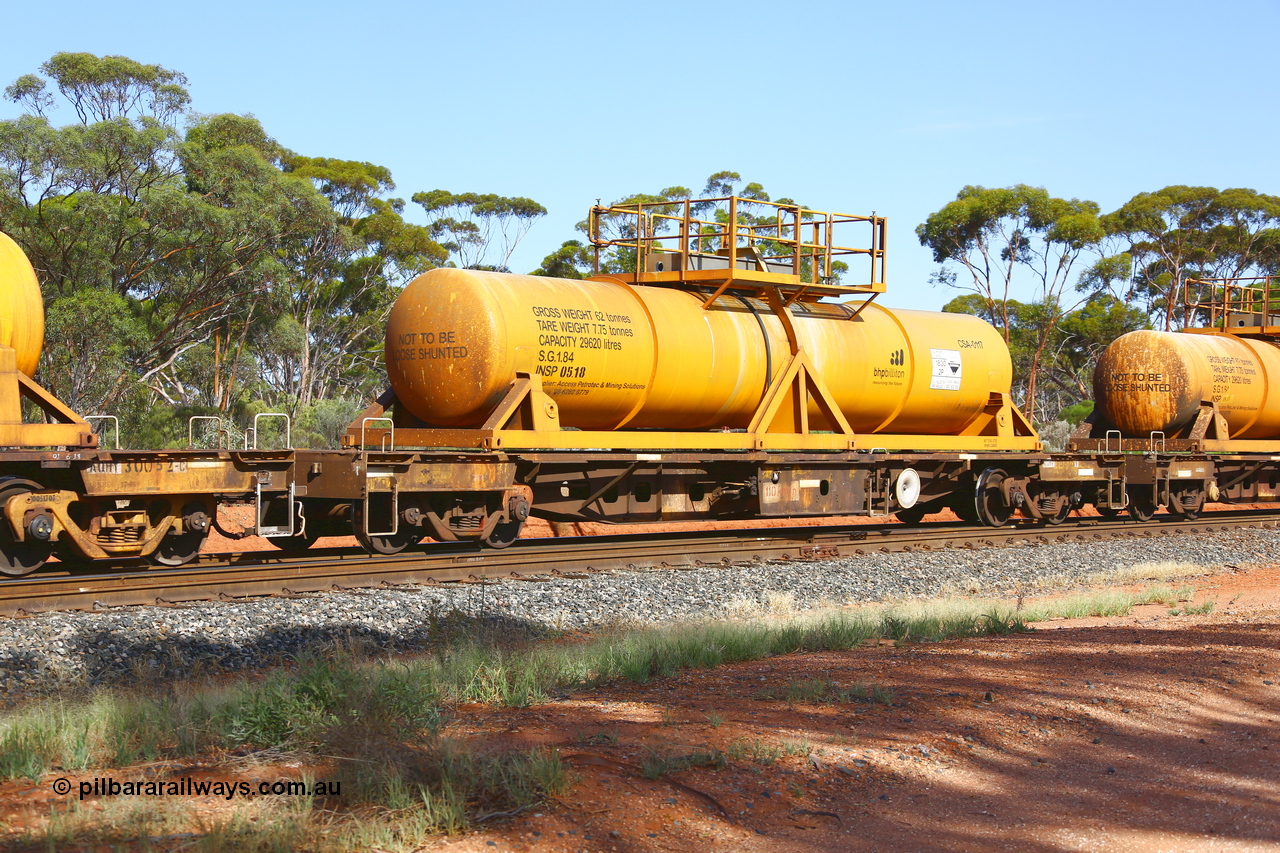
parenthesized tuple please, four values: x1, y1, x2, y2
(3, 510, 1277, 617)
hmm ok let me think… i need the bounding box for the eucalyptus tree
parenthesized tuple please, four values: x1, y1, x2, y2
(261, 155, 444, 410)
(0, 54, 286, 418)
(412, 189, 546, 271)
(0, 52, 443, 444)
(531, 239, 593, 278)
(1104, 186, 1280, 329)
(917, 185, 1105, 421)
(546, 171, 834, 279)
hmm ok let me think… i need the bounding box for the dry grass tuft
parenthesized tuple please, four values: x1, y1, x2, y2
(1092, 561, 1207, 585)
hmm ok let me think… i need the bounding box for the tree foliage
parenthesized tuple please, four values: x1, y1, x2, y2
(6, 53, 191, 123)
(918, 185, 1105, 421)
(412, 189, 546, 271)
(923, 182, 1280, 423)
(941, 292, 1148, 424)
(539, 171, 849, 281)
(6, 53, 1274, 451)
(1101, 186, 1280, 329)
(0, 52, 473, 447)
(532, 239, 593, 279)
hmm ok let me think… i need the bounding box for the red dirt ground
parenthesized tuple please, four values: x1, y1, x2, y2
(426, 563, 1280, 853)
(2, 562, 1278, 851)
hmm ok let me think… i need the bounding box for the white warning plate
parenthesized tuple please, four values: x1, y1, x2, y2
(929, 348, 962, 391)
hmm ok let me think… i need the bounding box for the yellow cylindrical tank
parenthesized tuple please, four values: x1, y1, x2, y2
(386, 268, 1012, 435)
(1094, 329, 1280, 438)
(0, 231, 43, 377)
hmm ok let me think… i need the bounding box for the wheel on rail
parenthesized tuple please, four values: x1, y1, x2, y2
(483, 518, 524, 548)
(948, 473, 980, 523)
(1091, 487, 1124, 519)
(354, 522, 423, 555)
(951, 495, 979, 523)
(894, 502, 934, 525)
(1127, 487, 1159, 522)
(974, 468, 1014, 528)
(269, 506, 355, 550)
(272, 530, 323, 551)
(1042, 504, 1071, 526)
(352, 502, 424, 555)
(483, 494, 531, 548)
(150, 531, 207, 566)
(1170, 485, 1205, 520)
(0, 478, 53, 577)
(149, 501, 213, 567)
(271, 516, 335, 550)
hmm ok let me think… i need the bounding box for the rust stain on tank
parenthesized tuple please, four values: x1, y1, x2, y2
(1095, 329, 1280, 438)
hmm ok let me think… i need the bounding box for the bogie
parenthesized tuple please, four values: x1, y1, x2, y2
(0, 478, 53, 576)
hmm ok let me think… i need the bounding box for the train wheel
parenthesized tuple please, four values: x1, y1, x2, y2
(483, 517, 524, 548)
(1170, 486, 1205, 520)
(272, 517, 331, 550)
(1040, 494, 1072, 526)
(485, 494, 531, 549)
(270, 505, 348, 551)
(149, 501, 212, 567)
(974, 469, 1014, 528)
(1127, 487, 1158, 522)
(274, 529, 322, 550)
(352, 503, 422, 555)
(0, 479, 52, 577)
(150, 531, 207, 567)
(895, 503, 932, 525)
(952, 495, 979, 523)
(354, 525, 421, 555)
(1094, 505, 1123, 519)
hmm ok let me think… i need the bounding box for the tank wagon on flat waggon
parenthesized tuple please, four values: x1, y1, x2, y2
(2, 196, 1279, 576)
(1070, 276, 1280, 519)
(347, 196, 1049, 541)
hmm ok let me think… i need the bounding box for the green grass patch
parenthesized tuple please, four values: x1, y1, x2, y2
(994, 582, 1209, 623)
(1133, 585, 1195, 607)
(0, 596, 1050, 848)
(1169, 600, 1216, 616)
(722, 736, 810, 765)
(2, 604, 1033, 783)
(1094, 560, 1206, 585)
(1020, 591, 1135, 620)
(641, 746, 728, 779)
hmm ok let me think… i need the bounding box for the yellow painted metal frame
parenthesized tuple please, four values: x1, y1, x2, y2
(0, 345, 97, 448)
(1181, 275, 1280, 338)
(1072, 399, 1280, 455)
(349, 375, 1039, 453)
(3, 488, 188, 559)
(587, 195, 887, 301)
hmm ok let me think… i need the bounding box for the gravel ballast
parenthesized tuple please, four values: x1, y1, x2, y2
(2, 526, 1277, 696)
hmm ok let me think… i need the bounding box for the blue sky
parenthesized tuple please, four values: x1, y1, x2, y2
(6, 0, 1278, 310)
